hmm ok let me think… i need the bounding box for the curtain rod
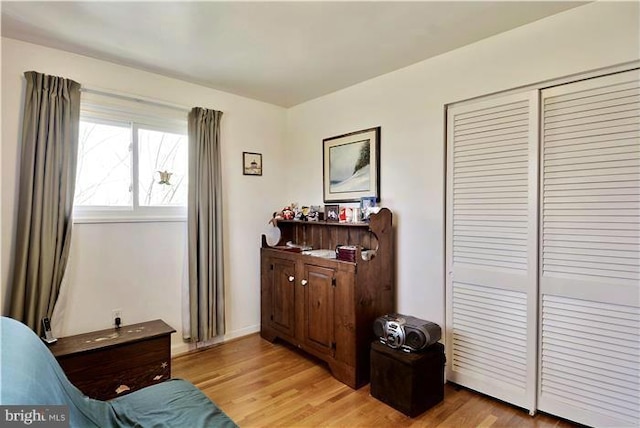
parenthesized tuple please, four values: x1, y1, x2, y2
(80, 86, 191, 113)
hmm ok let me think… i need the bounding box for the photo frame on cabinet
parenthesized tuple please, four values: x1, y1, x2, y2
(243, 152, 262, 176)
(324, 204, 339, 222)
(360, 196, 377, 220)
(323, 127, 380, 203)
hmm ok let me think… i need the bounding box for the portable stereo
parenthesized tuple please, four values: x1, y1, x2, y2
(373, 313, 441, 352)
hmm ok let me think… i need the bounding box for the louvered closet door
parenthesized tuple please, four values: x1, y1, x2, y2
(538, 69, 640, 428)
(446, 91, 539, 413)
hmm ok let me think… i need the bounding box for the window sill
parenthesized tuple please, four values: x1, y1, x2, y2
(72, 207, 187, 224)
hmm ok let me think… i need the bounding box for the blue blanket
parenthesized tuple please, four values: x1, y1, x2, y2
(0, 316, 237, 427)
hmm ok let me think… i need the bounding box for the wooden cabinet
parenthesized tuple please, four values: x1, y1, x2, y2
(261, 208, 394, 389)
(50, 319, 175, 400)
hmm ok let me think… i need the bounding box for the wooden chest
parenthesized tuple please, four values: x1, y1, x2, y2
(50, 319, 175, 400)
(370, 341, 445, 417)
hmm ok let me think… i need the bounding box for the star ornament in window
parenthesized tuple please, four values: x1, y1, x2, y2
(157, 170, 173, 185)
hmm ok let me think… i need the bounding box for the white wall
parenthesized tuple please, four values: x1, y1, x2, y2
(2, 2, 639, 356)
(1, 38, 287, 353)
(284, 2, 640, 328)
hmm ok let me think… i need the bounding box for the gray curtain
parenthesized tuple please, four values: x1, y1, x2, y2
(186, 107, 224, 342)
(9, 71, 81, 335)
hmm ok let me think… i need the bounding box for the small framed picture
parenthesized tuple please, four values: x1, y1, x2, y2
(243, 152, 262, 176)
(360, 196, 377, 220)
(324, 204, 339, 222)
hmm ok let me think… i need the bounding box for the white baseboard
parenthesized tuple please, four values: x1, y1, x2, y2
(171, 324, 260, 357)
(171, 342, 191, 356)
(224, 324, 261, 341)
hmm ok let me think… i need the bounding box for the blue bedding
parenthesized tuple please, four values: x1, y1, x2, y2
(0, 316, 237, 427)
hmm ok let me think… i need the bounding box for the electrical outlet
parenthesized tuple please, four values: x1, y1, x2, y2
(112, 309, 122, 327)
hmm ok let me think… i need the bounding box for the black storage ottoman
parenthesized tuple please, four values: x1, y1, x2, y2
(370, 341, 445, 417)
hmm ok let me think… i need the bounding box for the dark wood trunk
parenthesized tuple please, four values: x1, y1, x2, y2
(50, 319, 175, 400)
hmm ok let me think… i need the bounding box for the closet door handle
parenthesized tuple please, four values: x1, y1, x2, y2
(301, 279, 308, 286)
(288, 276, 295, 282)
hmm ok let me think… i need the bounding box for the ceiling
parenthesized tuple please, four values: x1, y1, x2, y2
(1, 1, 585, 107)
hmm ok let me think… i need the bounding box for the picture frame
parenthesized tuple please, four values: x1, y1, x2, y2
(323, 127, 380, 203)
(243, 152, 262, 176)
(360, 196, 376, 219)
(360, 196, 377, 220)
(360, 196, 376, 210)
(324, 204, 340, 222)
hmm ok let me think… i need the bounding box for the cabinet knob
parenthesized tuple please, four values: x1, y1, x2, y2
(301, 279, 308, 286)
(288, 276, 295, 282)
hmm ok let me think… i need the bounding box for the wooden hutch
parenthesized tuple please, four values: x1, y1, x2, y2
(260, 208, 394, 388)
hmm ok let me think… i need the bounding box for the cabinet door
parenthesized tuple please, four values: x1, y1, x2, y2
(268, 258, 297, 337)
(301, 264, 335, 356)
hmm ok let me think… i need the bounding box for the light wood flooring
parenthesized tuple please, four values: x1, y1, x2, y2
(172, 333, 578, 427)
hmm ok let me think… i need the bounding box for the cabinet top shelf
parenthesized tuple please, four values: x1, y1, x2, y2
(275, 219, 370, 228)
(274, 208, 392, 229)
(262, 208, 392, 252)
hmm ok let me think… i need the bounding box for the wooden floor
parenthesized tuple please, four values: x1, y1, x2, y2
(172, 334, 577, 427)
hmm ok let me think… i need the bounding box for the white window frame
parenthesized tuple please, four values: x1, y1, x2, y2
(73, 90, 189, 224)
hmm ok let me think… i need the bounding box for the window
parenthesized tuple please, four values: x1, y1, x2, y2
(75, 120, 132, 207)
(137, 128, 188, 207)
(73, 90, 188, 222)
